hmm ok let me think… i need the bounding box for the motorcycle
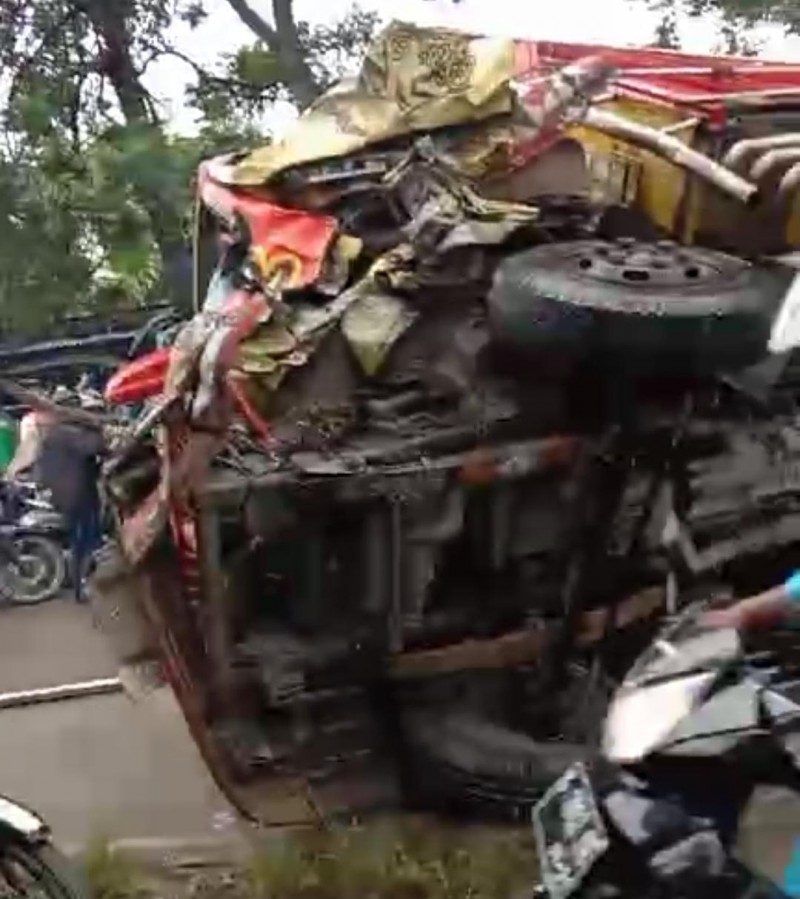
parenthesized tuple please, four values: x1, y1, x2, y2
(530, 597, 800, 899)
(0, 481, 67, 605)
(0, 793, 88, 899)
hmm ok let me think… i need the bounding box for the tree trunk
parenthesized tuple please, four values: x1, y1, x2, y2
(78, 0, 191, 308)
(224, 0, 322, 109)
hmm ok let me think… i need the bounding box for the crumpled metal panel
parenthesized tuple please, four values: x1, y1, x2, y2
(229, 21, 517, 186)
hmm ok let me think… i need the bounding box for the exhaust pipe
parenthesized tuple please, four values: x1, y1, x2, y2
(723, 134, 800, 171)
(778, 161, 800, 205)
(750, 148, 800, 182)
(581, 107, 758, 205)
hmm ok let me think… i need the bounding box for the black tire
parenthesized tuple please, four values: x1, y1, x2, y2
(488, 239, 788, 375)
(0, 842, 88, 899)
(400, 707, 590, 821)
(4, 537, 66, 605)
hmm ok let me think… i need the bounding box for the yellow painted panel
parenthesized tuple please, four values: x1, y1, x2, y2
(567, 97, 696, 237)
(564, 96, 800, 250)
(788, 198, 800, 247)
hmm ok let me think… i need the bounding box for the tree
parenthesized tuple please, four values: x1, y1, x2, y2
(643, 0, 798, 52)
(0, 0, 378, 332)
(224, 0, 321, 108)
(0, 0, 200, 311)
(649, 0, 682, 47)
(687, 0, 798, 34)
(220, 0, 379, 110)
(0, 156, 97, 332)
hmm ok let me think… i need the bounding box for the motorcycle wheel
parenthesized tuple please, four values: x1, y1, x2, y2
(0, 842, 87, 899)
(3, 537, 67, 605)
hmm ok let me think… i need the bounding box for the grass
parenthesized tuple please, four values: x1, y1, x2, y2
(83, 836, 152, 899)
(82, 818, 538, 899)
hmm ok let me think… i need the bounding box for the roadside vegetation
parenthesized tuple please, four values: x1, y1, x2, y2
(84, 819, 538, 899)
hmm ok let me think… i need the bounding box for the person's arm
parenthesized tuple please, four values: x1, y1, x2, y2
(6, 414, 45, 480)
(704, 573, 800, 631)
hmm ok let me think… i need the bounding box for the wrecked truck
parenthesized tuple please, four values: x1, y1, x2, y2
(93, 23, 800, 823)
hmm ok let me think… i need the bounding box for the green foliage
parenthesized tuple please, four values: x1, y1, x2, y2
(298, 8, 382, 90)
(685, 0, 799, 32)
(191, 4, 378, 120)
(645, 0, 799, 50)
(82, 836, 151, 899)
(0, 158, 94, 332)
(79, 820, 538, 899)
(234, 45, 284, 88)
(247, 819, 538, 899)
(0, 0, 377, 334)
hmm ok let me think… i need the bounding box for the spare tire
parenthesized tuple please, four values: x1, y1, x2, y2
(400, 707, 590, 820)
(488, 239, 788, 375)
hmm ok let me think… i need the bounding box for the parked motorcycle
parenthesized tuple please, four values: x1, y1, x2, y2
(0, 481, 67, 605)
(0, 793, 87, 898)
(531, 597, 800, 899)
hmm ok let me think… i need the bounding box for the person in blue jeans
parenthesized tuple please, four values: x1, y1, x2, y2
(704, 571, 800, 631)
(34, 421, 104, 602)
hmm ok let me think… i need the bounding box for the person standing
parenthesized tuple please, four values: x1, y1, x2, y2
(34, 421, 105, 602)
(5, 408, 52, 481)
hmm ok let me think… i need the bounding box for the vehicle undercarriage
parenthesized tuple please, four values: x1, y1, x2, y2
(94, 26, 800, 823)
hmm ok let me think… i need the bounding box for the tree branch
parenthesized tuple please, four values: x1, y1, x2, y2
(272, 0, 302, 55)
(223, 0, 321, 108)
(6, 8, 79, 107)
(223, 0, 279, 47)
(148, 44, 273, 98)
(271, 0, 322, 107)
(66, 71, 87, 153)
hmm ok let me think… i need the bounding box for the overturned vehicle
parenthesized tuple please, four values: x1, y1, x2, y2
(95, 25, 800, 823)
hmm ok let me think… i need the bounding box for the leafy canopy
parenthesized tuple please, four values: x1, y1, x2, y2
(0, 0, 378, 334)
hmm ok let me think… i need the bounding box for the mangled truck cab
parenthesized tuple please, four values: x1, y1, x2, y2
(93, 22, 800, 823)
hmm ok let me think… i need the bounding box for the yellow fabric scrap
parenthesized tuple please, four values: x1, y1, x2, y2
(229, 21, 516, 186)
(342, 293, 418, 377)
(236, 322, 297, 374)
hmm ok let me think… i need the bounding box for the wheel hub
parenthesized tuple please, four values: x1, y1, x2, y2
(570, 238, 746, 290)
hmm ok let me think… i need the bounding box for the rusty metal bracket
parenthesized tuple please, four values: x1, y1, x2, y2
(389, 586, 665, 680)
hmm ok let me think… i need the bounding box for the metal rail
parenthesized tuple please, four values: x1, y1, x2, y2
(0, 677, 123, 710)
